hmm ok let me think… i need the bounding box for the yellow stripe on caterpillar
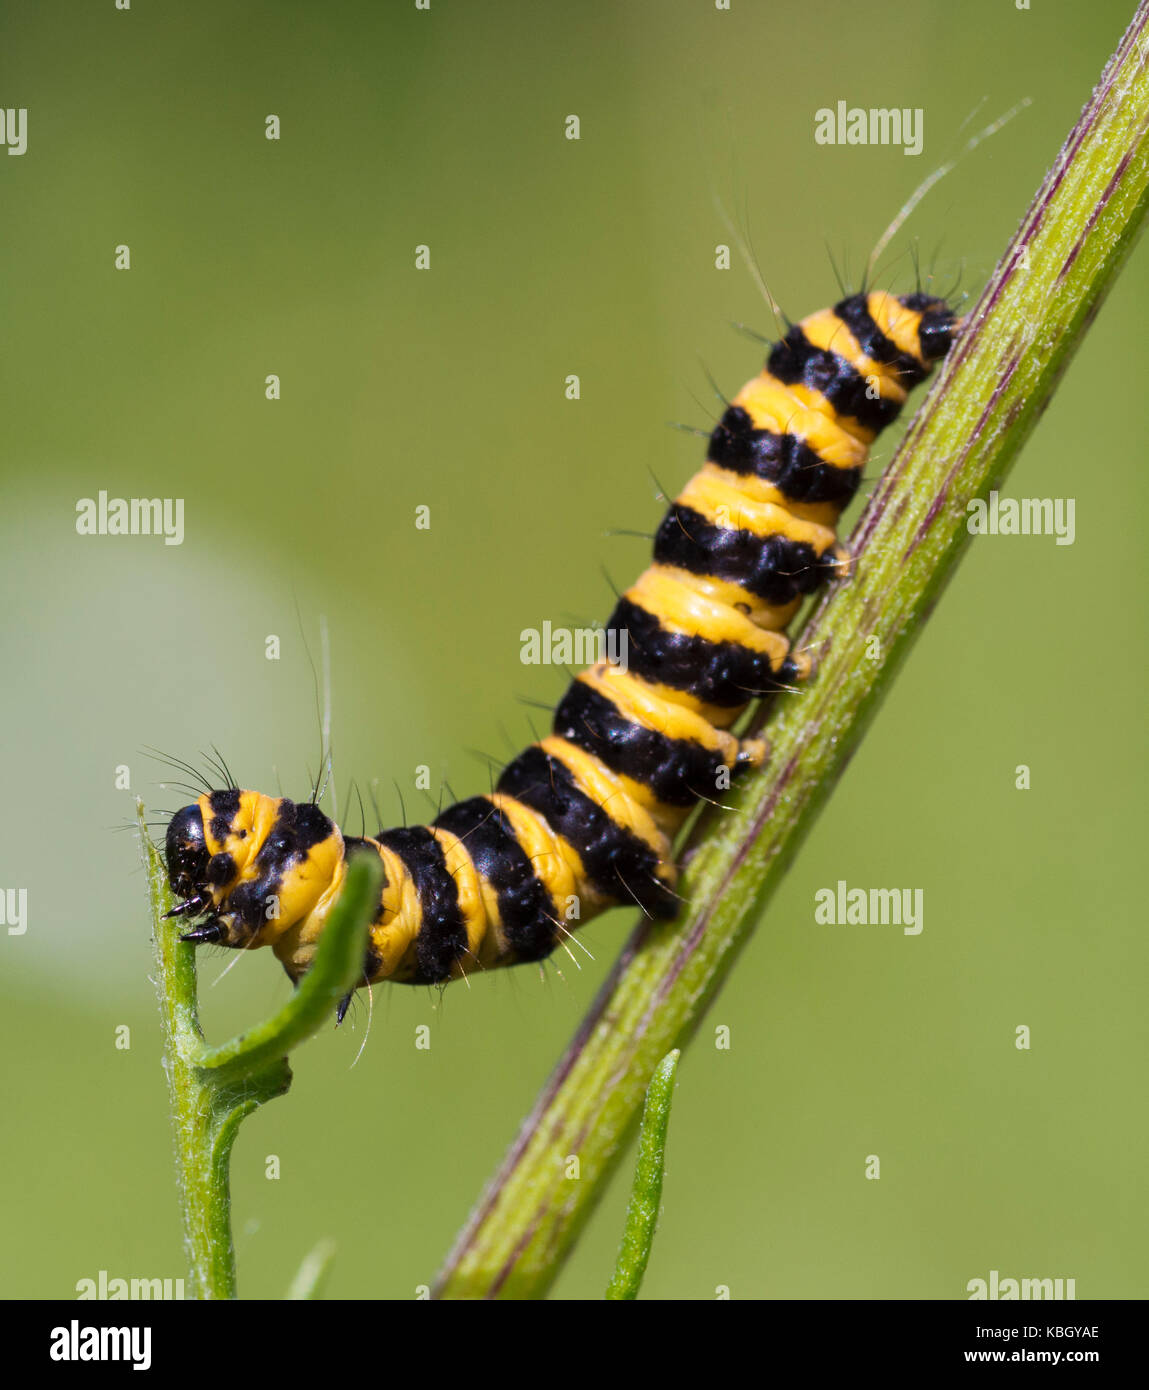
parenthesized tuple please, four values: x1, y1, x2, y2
(579, 663, 737, 758)
(430, 827, 489, 969)
(604, 671, 751, 731)
(199, 789, 281, 874)
(648, 562, 802, 633)
(699, 462, 840, 527)
(370, 843, 424, 981)
(485, 793, 596, 914)
(731, 374, 871, 465)
(867, 291, 926, 364)
(676, 471, 839, 553)
(625, 567, 792, 665)
(799, 307, 911, 403)
(539, 735, 674, 868)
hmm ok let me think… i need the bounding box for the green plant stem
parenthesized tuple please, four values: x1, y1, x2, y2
(605, 1049, 680, 1300)
(433, 4, 1149, 1301)
(139, 802, 380, 1299)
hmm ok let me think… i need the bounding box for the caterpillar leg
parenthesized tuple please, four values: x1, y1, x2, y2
(178, 920, 227, 944)
(777, 648, 814, 687)
(773, 543, 850, 690)
(828, 541, 854, 582)
(735, 735, 769, 770)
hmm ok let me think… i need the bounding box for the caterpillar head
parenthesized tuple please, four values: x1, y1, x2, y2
(164, 790, 343, 949)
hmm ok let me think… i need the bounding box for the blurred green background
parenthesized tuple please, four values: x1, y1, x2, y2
(1, 0, 1145, 1301)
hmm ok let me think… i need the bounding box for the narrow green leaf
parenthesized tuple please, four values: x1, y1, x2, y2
(286, 1238, 338, 1301)
(605, 1049, 680, 1300)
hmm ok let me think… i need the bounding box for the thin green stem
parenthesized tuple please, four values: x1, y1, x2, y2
(139, 802, 380, 1299)
(605, 1049, 680, 1300)
(433, 4, 1149, 1300)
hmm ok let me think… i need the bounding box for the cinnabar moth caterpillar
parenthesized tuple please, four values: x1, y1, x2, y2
(164, 290, 956, 1014)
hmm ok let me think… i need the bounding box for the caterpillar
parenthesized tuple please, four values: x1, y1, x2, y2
(164, 289, 956, 1017)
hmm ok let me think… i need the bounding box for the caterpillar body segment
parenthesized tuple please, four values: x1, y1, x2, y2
(164, 290, 956, 992)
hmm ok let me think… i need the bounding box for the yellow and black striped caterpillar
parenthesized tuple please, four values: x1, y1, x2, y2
(165, 290, 956, 1015)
